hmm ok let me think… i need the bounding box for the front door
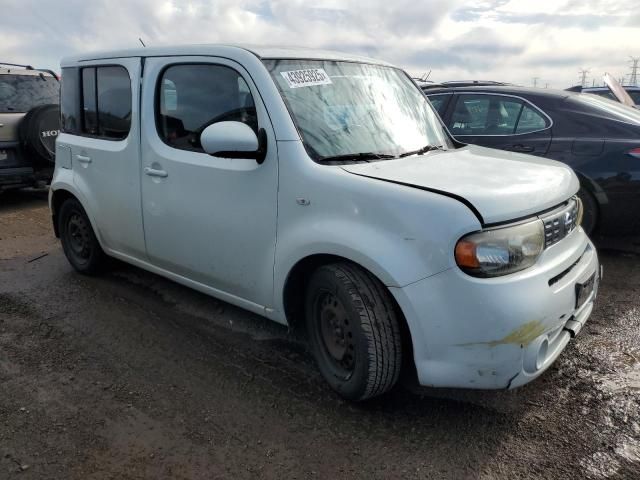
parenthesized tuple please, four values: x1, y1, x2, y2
(447, 93, 552, 156)
(140, 57, 278, 308)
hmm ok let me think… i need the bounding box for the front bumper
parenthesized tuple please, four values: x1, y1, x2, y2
(391, 227, 599, 389)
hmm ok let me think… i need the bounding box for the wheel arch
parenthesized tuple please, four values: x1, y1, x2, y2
(281, 253, 415, 375)
(51, 188, 78, 237)
(50, 187, 102, 246)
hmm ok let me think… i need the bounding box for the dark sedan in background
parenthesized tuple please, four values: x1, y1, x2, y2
(571, 85, 640, 105)
(423, 83, 640, 235)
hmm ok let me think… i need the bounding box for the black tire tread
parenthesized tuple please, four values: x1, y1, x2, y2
(578, 187, 598, 235)
(319, 263, 403, 400)
(58, 198, 107, 275)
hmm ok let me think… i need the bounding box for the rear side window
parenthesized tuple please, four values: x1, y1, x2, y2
(156, 64, 257, 152)
(449, 94, 548, 136)
(80, 65, 131, 140)
(0, 73, 59, 113)
(61, 67, 80, 133)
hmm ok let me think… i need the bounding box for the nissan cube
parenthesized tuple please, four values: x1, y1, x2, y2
(50, 45, 600, 400)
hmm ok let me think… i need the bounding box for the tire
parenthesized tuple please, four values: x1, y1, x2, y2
(19, 104, 60, 166)
(58, 199, 106, 275)
(305, 263, 403, 401)
(577, 187, 598, 235)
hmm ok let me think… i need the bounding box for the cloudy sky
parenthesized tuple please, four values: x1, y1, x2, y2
(1, 0, 638, 88)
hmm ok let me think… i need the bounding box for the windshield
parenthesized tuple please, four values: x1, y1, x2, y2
(574, 93, 640, 125)
(263, 60, 449, 162)
(629, 90, 640, 105)
(0, 74, 59, 113)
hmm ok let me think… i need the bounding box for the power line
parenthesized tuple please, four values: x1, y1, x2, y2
(628, 56, 639, 86)
(578, 68, 590, 87)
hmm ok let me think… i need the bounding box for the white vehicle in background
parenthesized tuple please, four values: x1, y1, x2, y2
(50, 45, 599, 401)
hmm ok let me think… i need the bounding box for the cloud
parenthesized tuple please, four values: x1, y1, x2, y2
(0, 0, 638, 88)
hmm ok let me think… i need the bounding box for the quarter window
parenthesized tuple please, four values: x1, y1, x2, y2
(80, 66, 131, 140)
(156, 64, 258, 152)
(516, 105, 547, 134)
(449, 94, 548, 136)
(61, 67, 80, 134)
(82, 68, 98, 135)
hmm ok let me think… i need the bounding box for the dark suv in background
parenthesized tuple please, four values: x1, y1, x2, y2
(0, 62, 60, 193)
(423, 83, 640, 235)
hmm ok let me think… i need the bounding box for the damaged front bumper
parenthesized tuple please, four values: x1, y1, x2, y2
(391, 227, 600, 390)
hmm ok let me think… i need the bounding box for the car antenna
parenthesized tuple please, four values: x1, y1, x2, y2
(139, 38, 146, 47)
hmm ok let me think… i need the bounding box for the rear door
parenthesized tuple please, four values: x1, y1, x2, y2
(66, 59, 146, 258)
(139, 57, 279, 308)
(446, 93, 552, 156)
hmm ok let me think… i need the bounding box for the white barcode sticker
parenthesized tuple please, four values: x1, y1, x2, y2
(280, 69, 332, 88)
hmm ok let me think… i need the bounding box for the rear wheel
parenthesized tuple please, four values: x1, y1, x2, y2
(58, 199, 106, 275)
(305, 263, 403, 401)
(578, 187, 598, 235)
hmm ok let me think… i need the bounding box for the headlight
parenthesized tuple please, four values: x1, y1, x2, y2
(455, 219, 545, 277)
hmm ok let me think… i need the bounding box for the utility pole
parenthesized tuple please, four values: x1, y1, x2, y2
(628, 56, 639, 86)
(578, 69, 590, 87)
(532, 77, 539, 88)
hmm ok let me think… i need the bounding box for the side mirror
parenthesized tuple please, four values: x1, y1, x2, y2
(200, 121, 267, 164)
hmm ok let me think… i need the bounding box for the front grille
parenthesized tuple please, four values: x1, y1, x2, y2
(542, 197, 579, 248)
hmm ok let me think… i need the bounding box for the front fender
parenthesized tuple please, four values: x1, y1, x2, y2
(272, 141, 481, 320)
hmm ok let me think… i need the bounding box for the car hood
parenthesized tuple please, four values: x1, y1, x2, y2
(340, 145, 579, 225)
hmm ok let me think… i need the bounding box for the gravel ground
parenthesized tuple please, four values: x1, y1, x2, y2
(1, 188, 639, 479)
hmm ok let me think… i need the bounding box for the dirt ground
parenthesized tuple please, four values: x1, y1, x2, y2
(1, 189, 639, 479)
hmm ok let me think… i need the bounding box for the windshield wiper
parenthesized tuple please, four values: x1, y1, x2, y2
(317, 152, 396, 163)
(398, 145, 443, 158)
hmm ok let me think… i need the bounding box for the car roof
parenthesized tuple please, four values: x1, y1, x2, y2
(0, 68, 56, 77)
(422, 84, 573, 100)
(582, 85, 640, 91)
(61, 44, 395, 68)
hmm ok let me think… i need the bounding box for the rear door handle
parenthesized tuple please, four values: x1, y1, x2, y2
(510, 144, 535, 153)
(144, 167, 168, 178)
(76, 154, 92, 163)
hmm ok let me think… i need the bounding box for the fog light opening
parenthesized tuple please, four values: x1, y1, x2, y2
(536, 339, 549, 370)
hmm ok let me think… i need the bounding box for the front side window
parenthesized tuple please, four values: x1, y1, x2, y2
(80, 65, 131, 140)
(264, 60, 449, 162)
(449, 94, 548, 136)
(427, 93, 451, 117)
(157, 64, 257, 152)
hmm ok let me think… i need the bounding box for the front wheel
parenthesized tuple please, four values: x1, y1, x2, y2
(578, 188, 598, 235)
(58, 198, 106, 275)
(305, 263, 403, 401)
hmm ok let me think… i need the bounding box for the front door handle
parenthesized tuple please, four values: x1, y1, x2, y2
(144, 166, 168, 178)
(76, 154, 92, 164)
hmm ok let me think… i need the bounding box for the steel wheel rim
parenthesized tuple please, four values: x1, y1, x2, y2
(67, 213, 91, 260)
(316, 291, 356, 376)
